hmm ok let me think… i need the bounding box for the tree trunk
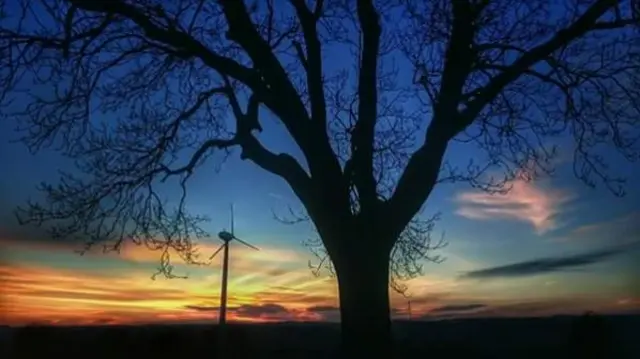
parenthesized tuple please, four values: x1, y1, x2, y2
(334, 242, 393, 358)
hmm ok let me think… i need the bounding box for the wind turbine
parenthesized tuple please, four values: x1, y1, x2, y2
(209, 204, 259, 325)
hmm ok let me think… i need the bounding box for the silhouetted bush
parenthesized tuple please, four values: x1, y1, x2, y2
(568, 311, 613, 359)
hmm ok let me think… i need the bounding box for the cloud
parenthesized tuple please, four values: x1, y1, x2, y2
(306, 305, 338, 313)
(185, 302, 343, 322)
(115, 240, 306, 276)
(0, 247, 336, 326)
(185, 303, 290, 317)
(454, 178, 571, 234)
(419, 296, 640, 319)
(460, 244, 638, 280)
(250, 284, 336, 309)
(234, 303, 290, 318)
(0, 222, 305, 267)
(305, 305, 340, 321)
(429, 304, 487, 313)
(0, 264, 215, 322)
(185, 303, 307, 322)
(184, 305, 219, 312)
(461, 297, 640, 318)
(0, 234, 312, 285)
(0, 224, 338, 326)
(439, 300, 583, 318)
(559, 211, 640, 245)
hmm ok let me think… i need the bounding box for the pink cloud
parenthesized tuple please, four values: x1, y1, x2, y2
(454, 178, 571, 234)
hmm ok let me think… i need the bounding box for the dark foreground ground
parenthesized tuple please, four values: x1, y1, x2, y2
(1, 315, 639, 358)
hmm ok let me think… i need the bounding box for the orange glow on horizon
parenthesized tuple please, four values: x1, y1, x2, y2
(1, 236, 638, 327)
(0, 236, 340, 326)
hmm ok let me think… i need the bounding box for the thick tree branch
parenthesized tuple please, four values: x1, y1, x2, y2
(221, 76, 320, 225)
(218, 0, 311, 128)
(288, 0, 344, 215)
(289, 0, 327, 128)
(350, 0, 382, 213)
(243, 135, 316, 210)
(386, 129, 449, 239)
(387, 0, 479, 236)
(219, 0, 348, 214)
(432, 0, 479, 134)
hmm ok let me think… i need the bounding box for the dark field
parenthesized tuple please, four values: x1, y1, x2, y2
(2, 315, 639, 358)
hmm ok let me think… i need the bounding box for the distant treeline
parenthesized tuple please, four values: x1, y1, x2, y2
(3, 313, 639, 358)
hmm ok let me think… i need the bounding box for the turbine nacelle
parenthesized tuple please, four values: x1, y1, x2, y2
(218, 230, 234, 242)
(209, 204, 260, 259)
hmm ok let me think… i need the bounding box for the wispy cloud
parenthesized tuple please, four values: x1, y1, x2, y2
(558, 211, 640, 245)
(0, 236, 338, 326)
(184, 305, 219, 312)
(459, 244, 638, 280)
(0, 264, 209, 326)
(445, 299, 598, 318)
(304, 305, 341, 322)
(2, 214, 639, 325)
(0, 234, 306, 276)
(233, 303, 291, 320)
(454, 178, 571, 234)
(429, 303, 487, 313)
(420, 296, 640, 319)
(184, 303, 307, 322)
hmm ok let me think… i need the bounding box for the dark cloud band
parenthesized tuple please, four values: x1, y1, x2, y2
(460, 243, 639, 279)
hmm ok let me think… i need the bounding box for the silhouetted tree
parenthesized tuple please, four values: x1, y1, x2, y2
(1, 0, 638, 356)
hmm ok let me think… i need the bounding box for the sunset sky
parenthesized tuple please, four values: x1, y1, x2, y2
(1, 0, 640, 327)
(2, 122, 639, 326)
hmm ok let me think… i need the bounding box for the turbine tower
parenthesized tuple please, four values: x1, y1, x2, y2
(209, 204, 259, 325)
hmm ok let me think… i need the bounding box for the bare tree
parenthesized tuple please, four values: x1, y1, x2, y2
(1, 0, 638, 356)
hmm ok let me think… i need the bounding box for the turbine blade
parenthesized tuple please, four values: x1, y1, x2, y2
(230, 203, 234, 236)
(233, 236, 259, 251)
(209, 244, 225, 260)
